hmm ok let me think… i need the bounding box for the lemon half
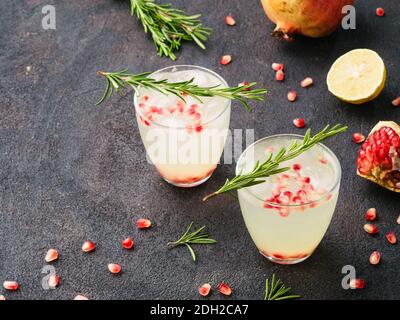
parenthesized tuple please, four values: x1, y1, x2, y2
(327, 49, 386, 104)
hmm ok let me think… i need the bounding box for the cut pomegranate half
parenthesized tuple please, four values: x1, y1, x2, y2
(356, 121, 400, 192)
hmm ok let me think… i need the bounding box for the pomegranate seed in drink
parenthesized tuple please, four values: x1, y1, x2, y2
(352, 133, 366, 144)
(45, 248, 59, 262)
(349, 278, 365, 289)
(217, 282, 232, 296)
(82, 241, 96, 252)
(122, 238, 134, 250)
(136, 218, 152, 229)
(386, 232, 397, 244)
(300, 77, 313, 88)
(220, 55, 232, 65)
(363, 224, 379, 234)
(272, 63, 284, 71)
(198, 283, 211, 297)
(48, 275, 59, 288)
(3, 281, 19, 291)
(275, 70, 284, 81)
(74, 295, 89, 300)
(369, 251, 381, 265)
(365, 208, 377, 221)
(224, 15, 236, 26)
(108, 263, 122, 274)
(392, 97, 400, 106)
(376, 7, 385, 17)
(293, 118, 306, 128)
(287, 90, 297, 102)
(292, 164, 302, 171)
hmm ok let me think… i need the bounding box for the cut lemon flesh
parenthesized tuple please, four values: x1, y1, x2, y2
(327, 49, 386, 104)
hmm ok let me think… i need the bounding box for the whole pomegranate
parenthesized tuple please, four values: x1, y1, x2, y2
(261, 0, 354, 40)
(357, 121, 400, 193)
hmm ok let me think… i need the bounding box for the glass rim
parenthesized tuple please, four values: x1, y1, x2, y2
(133, 65, 232, 129)
(235, 133, 342, 207)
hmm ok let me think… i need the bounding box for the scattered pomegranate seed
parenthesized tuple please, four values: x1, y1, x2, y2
(293, 118, 306, 128)
(122, 238, 134, 250)
(352, 133, 366, 144)
(376, 7, 385, 17)
(224, 15, 236, 26)
(108, 263, 122, 274)
(45, 248, 59, 263)
(136, 218, 152, 229)
(392, 97, 400, 106)
(74, 295, 89, 300)
(363, 223, 379, 234)
(386, 231, 397, 244)
(349, 278, 365, 289)
(369, 251, 381, 265)
(220, 55, 232, 65)
(275, 70, 284, 81)
(397, 214, 400, 224)
(287, 90, 297, 102)
(0, 295, 5, 300)
(48, 275, 59, 289)
(238, 81, 250, 91)
(271, 63, 284, 71)
(217, 282, 232, 296)
(300, 77, 313, 88)
(3, 281, 19, 291)
(82, 241, 96, 252)
(292, 164, 302, 171)
(365, 208, 377, 221)
(198, 283, 211, 297)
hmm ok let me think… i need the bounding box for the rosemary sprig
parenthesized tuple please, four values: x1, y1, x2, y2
(96, 70, 267, 111)
(203, 124, 348, 201)
(130, 0, 211, 60)
(167, 222, 216, 261)
(264, 274, 300, 300)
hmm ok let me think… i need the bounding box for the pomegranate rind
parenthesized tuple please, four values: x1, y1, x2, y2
(357, 121, 400, 193)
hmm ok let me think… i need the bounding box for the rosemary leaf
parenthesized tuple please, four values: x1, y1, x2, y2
(264, 274, 300, 301)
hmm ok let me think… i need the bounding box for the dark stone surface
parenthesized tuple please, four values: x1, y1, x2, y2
(0, 0, 399, 300)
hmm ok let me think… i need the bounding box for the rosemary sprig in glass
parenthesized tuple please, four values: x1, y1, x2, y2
(264, 274, 300, 300)
(96, 70, 267, 111)
(203, 124, 348, 201)
(130, 0, 211, 60)
(167, 222, 216, 261)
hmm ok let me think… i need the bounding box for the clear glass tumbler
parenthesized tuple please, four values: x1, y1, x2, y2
(236, 134, 341, 264)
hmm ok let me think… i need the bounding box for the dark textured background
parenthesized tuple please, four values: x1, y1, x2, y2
(1, 0, 399, 300)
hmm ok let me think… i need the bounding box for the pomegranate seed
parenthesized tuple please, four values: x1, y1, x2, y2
(287, 90, 297, 102)
(194, 125, 203, 133)
(392, 97, 400, 106)
(136, 218, 152, 229)
(238, 81, 250, 91)
(369, 251, 381, 265)
(220, 55, 232, 65)
(0, 295, 5, 300)
(224, 15, 236, 26)
(352, 133, 366, 144)
(48, 275, 59, 288)
(74, 295, 89, 300)
(293, 118, 306, 128)
(319, 156, 328, 164)
(292, 164, 302, 171)
(217, 282, 232, 296)
(386, 231, 397, 244)
(376, 7, 385, 17)
(349, 278, 365, 289)
(300, 77, 313, 88)
(275, 70, 284, 81)
(363, 223, 379, 234)
(82, 241, 95, 252)
(45, 248, 59, 262)
(397, 214, 400, 224)
(365, 208, 377, 221)
(122, 238, 134, 250)
(271, 63, 284, 71)
(108, 263, 122, 274)
(3, 281, 19, 291)
(198, 283, 211, 297)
